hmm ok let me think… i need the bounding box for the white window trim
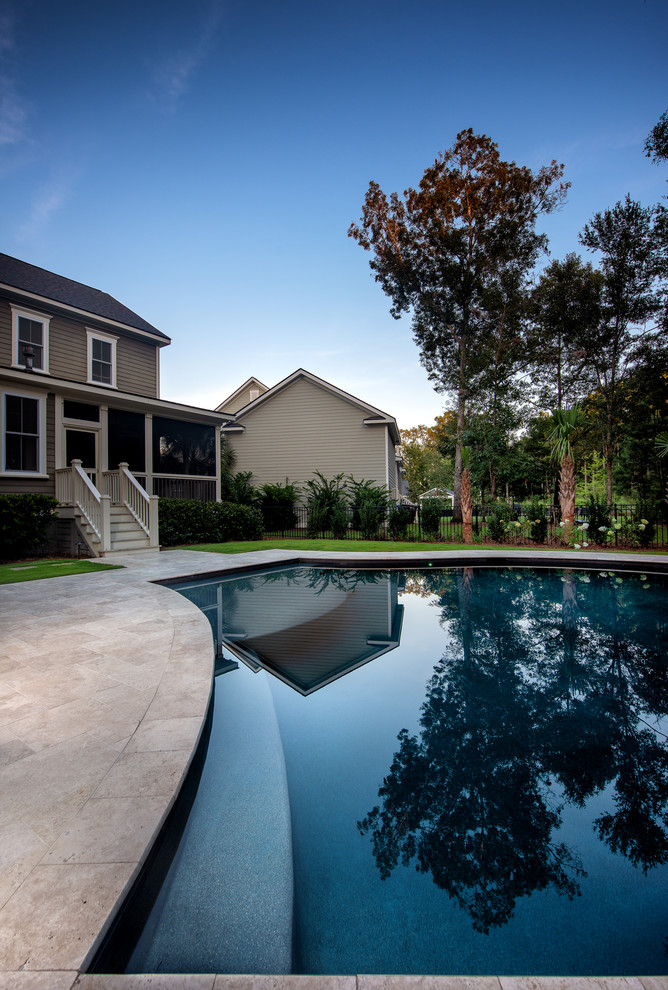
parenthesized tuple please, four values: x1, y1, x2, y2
(10, 305, 51, 374)
(1, 388, 48, 477)
(86, 329, 118, 388)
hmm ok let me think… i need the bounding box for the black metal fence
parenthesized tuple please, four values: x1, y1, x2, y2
(259, 502, 668, 550)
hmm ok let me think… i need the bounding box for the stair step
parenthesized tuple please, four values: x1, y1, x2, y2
(110, 538, 151, 551)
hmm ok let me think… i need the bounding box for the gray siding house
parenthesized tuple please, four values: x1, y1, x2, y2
(0, 254, 227, 554)
(218, 368, 402, 499)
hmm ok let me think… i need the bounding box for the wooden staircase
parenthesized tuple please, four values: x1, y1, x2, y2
(56, 461, 160, 557)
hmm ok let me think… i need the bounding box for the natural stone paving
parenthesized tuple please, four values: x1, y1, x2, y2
(0, 546, 666, 989)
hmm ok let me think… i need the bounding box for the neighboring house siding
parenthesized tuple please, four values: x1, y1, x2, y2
(386, 431, 398, 496)
(218, 382, 267, 415)
(228, 377, 387, 492)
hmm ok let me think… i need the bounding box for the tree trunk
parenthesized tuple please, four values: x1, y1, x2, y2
(559, 454, 576, 543)
(453, 336, 467, 524)
(462, 467, 472, 544)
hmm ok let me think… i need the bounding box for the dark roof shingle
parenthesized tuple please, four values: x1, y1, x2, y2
(0, 253, 169, 341)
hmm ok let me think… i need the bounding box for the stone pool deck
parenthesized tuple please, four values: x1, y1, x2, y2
(0, 546, 666, 990)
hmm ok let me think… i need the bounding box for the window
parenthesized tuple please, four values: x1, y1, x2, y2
(2, 392, 44, 474)
(63, 400, 100, 422)
(152, 417, 215, 476)
(87, 331, 117, 387)
(11, 307, 50, 372)
(108, 408, 145, 473)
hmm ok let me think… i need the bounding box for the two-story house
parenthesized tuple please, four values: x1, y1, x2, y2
(0, 253, 228, 555)
(217, 369, 402, 500)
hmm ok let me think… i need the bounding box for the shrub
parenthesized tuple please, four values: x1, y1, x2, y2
(0, 494, 58, 560)
(257, 480, 300, 532)
(388, 504, 411, 541)
(220, 470, 257, 505)
(585, 495, 611, 545)
(348, 478, 391, 531)
(529, 499, 548, 544)
(420, 499, 446, 540)
(331, 503, 350, 539)
(634, 500, 656, 548)
(358, 500, 385, 539)
(158, 499, 263, 546)
(304, 471, 349, 537)
(487, 504, 511, 543)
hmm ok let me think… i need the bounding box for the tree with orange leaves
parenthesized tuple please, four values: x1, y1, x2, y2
(349, 129, 568, 520)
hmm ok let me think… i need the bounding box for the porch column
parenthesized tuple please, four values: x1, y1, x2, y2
(215, 424, 222, 502)
(100, 405, 109, 472)
(145, 413, 153, 496)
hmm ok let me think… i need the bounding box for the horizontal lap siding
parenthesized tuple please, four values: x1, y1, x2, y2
(387, 431, 397, 496)
(0, 301, 11, 366)
(50, 318, 158, 396)
(219, 383, 266, 414)
(228, 377, 387, 493)
(116, 336, 157, 397)
(50, 316, 87, 380)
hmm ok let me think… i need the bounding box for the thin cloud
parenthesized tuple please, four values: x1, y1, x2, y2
(0, 5, 29, 148)
(149, 1, 225, 109)
(17, 168, 79, 243)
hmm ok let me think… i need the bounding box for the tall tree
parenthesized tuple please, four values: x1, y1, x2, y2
(645, 108, 668, 165)
(529, 253, 604, 409)
(547, 407, 582, 540)
(579, 195, 663, 504)
(349, 129, 568, 520)
(400, 423, 454, 500)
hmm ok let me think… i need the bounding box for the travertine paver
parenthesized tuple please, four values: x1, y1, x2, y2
(0, 547, 666, 989)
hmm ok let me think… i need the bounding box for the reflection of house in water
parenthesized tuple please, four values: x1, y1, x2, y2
(175, 567, 404, 695)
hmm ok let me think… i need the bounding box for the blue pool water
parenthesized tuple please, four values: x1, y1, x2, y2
(111, 565, 667, 976)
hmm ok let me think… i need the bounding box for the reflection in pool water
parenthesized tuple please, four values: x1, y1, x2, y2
(104, 566, 668, 976)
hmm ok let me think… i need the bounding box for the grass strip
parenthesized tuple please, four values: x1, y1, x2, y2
(0, 558, 122, 584)
(182, 539, 668, 556)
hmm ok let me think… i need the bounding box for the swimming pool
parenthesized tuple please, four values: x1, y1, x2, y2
(95, 564, 668, 976)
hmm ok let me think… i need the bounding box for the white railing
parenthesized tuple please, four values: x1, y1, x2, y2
(58, 461, 159, 551)
(59, 459, 111, 553)
(118, 463, 159, 547)
(100, 462, 159, 548)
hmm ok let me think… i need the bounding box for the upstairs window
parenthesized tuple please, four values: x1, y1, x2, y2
(87, 330, 117, 387)
(11, 307, 50, 372)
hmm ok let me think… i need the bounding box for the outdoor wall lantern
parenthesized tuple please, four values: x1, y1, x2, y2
(22, 344, 35, 372)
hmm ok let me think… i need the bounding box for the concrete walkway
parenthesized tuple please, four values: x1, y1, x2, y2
(0, 546, 666, 990)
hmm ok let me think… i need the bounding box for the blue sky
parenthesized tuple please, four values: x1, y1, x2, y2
(1, 0, 666, 427)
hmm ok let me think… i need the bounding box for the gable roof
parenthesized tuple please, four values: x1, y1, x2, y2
(0, 253, 169, 342)
(227, 368, 400, 444)
(215, 376, 269, 414)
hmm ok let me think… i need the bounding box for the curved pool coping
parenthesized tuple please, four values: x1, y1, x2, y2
(0, 545, 666, 990)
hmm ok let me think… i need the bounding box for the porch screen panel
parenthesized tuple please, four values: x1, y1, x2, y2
(152, 417, 215, 476)
(108, 409, 145, 472)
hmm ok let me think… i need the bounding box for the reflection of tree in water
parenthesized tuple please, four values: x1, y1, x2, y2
(360, 567, 668, 933)
(256, 567, 390, 595)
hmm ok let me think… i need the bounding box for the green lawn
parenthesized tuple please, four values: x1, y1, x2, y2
(0, 558, 122, 584)
(183, 538, 668, 556)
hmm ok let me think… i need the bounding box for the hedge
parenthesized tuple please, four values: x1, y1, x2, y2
(0, 494, 59, 560)
(158, 498, 264, 546)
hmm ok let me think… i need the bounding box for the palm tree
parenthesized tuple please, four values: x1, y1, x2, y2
(548, 407, 582, 541)
(656, 432, 668, 504)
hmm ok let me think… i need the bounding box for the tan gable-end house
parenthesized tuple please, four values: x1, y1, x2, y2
(0, 253, 228, 555)
(217, 368, 402, 499)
